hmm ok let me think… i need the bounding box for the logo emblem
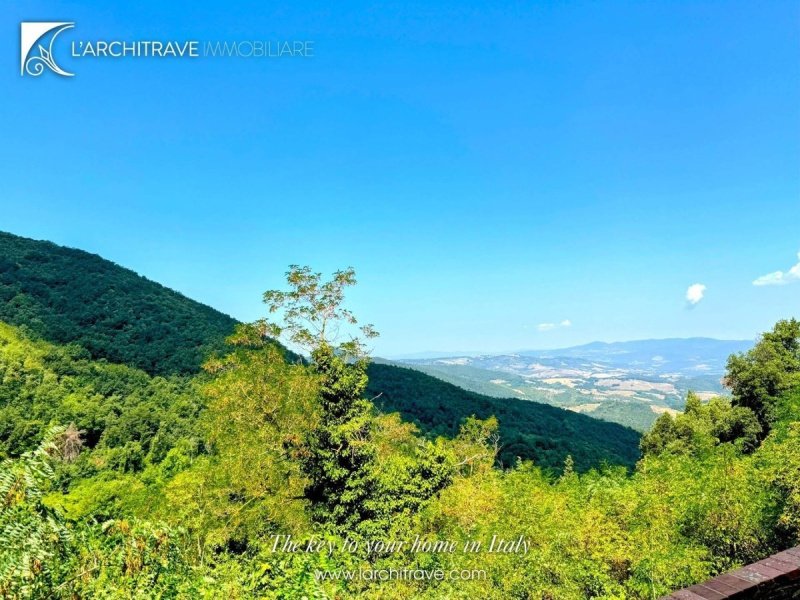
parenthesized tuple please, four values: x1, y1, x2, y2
(20, 22, 75, 77)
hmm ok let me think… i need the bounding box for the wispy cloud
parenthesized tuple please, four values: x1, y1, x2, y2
(685, 283, 706, 306)
(753, 252, 800, 286)
(537, 319, 572, 332)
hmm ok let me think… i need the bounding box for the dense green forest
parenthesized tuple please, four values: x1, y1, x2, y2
(0, 232, 640, 472)
(1, 235, 799, 598)
(0, 232, 237, 376)
(366, 363, 640, 470)
(0, 322, 201, 463)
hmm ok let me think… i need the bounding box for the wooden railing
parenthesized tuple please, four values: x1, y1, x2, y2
(661, 546, 800, 599)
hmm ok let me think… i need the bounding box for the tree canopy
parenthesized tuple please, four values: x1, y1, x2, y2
(0, 231, 237, 376)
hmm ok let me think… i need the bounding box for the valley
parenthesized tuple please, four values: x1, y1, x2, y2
(392, 338, 753, 431)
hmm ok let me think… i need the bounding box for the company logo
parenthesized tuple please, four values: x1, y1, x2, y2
(20, 21, 75, 77)
(19, 21, 314, 79)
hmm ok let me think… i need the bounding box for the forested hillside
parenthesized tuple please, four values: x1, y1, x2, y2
(0, 256, 798, 598)
(0, 232, 237, 375)
(367, 363, 640, 470)
(0, 322, 201, 462)
(0, 231, 640, 472)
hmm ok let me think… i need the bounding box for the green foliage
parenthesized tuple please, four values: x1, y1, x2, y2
(193, 337, 320, 544)
(57, 519, 203, 599)
(0, 428, 70, 599)
(302, 343, 381, 533)
(726, 318, 800, 429)
(0, 231, 237, 375)
(262, 265, 378, 358)
(262, 266, 451, 538)
(754, 389, 800, 542)
(640, 392, 762, 457)
(0, 322, 203, 465)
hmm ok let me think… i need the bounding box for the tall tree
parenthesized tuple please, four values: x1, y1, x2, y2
(262, 266, 382, 531)
(262, 266, 455, 535)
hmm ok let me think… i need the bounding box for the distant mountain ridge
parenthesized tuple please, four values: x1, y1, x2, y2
(393, 337, 752, 369)
(517, 338, 753, 373)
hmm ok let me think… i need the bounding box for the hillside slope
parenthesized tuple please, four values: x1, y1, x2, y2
(0, 231, 641, 470)
(367, 362, 641, 471)
(0, 232, 237, 375)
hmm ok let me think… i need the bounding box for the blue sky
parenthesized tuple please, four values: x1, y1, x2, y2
(2, 1, 799, 356)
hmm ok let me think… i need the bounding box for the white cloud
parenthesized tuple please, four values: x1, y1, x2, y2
(685, 283, 706, 306)
(753, 252, 800, 286)
(537, 320, 571, 332)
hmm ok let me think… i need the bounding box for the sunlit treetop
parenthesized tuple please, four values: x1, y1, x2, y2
(261, 265, 379, 360)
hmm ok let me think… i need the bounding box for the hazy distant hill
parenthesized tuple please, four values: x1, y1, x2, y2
(518, 338, 753, 373)
(0, 231, 641, 470)
(396, 338, 753, 431)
